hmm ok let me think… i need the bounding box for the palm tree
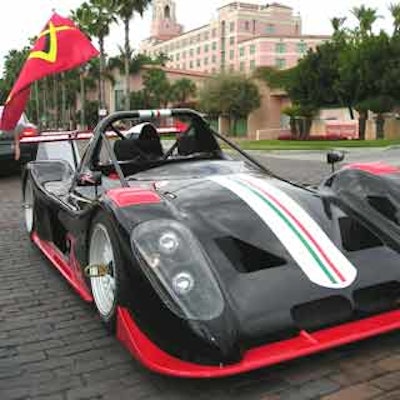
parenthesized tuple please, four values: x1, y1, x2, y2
(71, 1, 117, 115)
(389, 3, 400, 35)
(115, 0, 152, 110)
(330, 17, 347, 35)
(351, 5, 380, 36)
(170, 79, 197, 106)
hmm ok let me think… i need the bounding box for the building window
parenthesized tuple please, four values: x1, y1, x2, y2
(212, 41, 217, 51)
(229, 64, 235, 72)
(182, 50, 186, 58)
(189, 61, 193, 69)
(197, 59, 201, 67)
(212, 55, 217, 63)
(164, 5, 171, 19)
(297, 42, 308, 54)
(212, 28, 217, 38)
(204, 32, 209, 40)
(266, 24, 275, 34)
(276, 42, 286, 53)
(176, 53, 180, 61)
(190, 49, 194, 57)
(230, 49, 235, 60)
(239, 47, 245, 57)
(276, 58, 286, 69)
(204, 44, 209, 52)
(197, 34, 201, 41)
(230, 22, 235, 32)
(230, 36, 235, 45)
(204, 57, 209, 66)
(250, 60, 256, 70)
(250, 44, 256, 54)
(197, 46, 201, 54)
(244, 21, 250, 31)
(240, 61, 245, 71)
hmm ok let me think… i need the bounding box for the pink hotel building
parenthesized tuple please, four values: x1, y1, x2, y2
(141, 0, 330, 74)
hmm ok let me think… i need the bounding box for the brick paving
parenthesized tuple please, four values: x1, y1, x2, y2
(0, 158, 399, 400)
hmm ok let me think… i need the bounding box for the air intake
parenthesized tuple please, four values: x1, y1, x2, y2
(354, 281, 400, 315)
(291, 296, 353, 332)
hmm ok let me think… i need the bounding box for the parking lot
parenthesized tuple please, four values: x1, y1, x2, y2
(0, 155, 399, 400)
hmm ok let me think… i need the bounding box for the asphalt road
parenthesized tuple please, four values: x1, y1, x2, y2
(0, 152, 399, 400)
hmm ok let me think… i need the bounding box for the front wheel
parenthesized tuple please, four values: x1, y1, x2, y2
(88, 213, 122, 332)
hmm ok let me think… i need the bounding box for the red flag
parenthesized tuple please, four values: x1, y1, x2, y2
(0, 13, 99, 131)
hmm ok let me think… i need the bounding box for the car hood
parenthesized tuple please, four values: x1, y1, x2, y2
(116, 165, 400, 351)
(152, 171, 399, 336)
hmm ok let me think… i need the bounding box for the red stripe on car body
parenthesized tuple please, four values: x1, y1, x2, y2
(107, 188, 161, 207)
(116, 306, 400, 378)
(345, 162, 399, 175)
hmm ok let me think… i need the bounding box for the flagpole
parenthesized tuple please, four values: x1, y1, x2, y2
(34, 81, 40, 127)
(61, 72, 66, 129)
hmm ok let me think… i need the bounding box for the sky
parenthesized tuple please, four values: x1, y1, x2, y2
(0, 0, 397, 73)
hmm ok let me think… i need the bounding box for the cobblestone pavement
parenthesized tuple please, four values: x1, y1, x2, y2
(1, 158, 399, 400)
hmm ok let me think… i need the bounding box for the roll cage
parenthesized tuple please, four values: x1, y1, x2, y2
(74, 109, 274, 190)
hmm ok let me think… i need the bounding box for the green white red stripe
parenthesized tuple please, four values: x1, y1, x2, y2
(210, 174, 357, 289)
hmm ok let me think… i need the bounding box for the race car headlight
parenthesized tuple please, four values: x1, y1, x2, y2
(131, 220, 224, 321)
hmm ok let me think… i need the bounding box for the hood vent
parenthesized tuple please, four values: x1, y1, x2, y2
(339, 217, 382, 252)
(215, 236, 286, 273)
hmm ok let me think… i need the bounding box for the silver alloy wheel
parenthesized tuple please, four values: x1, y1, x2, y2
(89, 223, 117, 317)
(24, 179, 34, 233)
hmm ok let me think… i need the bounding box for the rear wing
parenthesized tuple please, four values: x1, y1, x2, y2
(20, 126, 182, 144)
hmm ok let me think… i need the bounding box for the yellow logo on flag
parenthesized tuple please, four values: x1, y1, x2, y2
(29, 22, 73, 63)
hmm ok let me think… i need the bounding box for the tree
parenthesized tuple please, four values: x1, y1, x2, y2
(351, 5, 380, 36)
(390, 3, 400, 35)
(142, 68, 171, 108)
(0, 48, 30, 103)
(198, 73, 260, 135)
(71, 1, 117, 115)
(170, 78, 197, 106)
(115, 0, 152, 110)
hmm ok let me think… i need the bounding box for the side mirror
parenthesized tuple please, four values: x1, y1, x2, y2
(327, 150, 345, 173)
(77, 171, 102, 187)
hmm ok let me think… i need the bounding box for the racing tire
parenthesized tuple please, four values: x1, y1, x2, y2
(88, 213, 123, 333)
(23, 175, 35, 235)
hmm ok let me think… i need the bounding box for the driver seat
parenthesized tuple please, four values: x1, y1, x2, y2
(135, 123, 164, 160)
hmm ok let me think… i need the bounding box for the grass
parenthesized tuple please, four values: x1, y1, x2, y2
(232, 139, 400, 151)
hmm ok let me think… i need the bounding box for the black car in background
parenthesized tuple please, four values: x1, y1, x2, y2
(0, 106, 39, 174)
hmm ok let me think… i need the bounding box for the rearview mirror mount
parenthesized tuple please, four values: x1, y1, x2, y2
(327, 150, 345, 173)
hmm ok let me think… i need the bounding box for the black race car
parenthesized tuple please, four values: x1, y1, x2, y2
(22, 109, 400, 378)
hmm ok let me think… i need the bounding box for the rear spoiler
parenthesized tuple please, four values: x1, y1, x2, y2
(20, 126, 181, 144)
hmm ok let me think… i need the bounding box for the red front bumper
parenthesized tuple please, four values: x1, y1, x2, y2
(117, 306, 400, 378)
(32, 232, 400, 378)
